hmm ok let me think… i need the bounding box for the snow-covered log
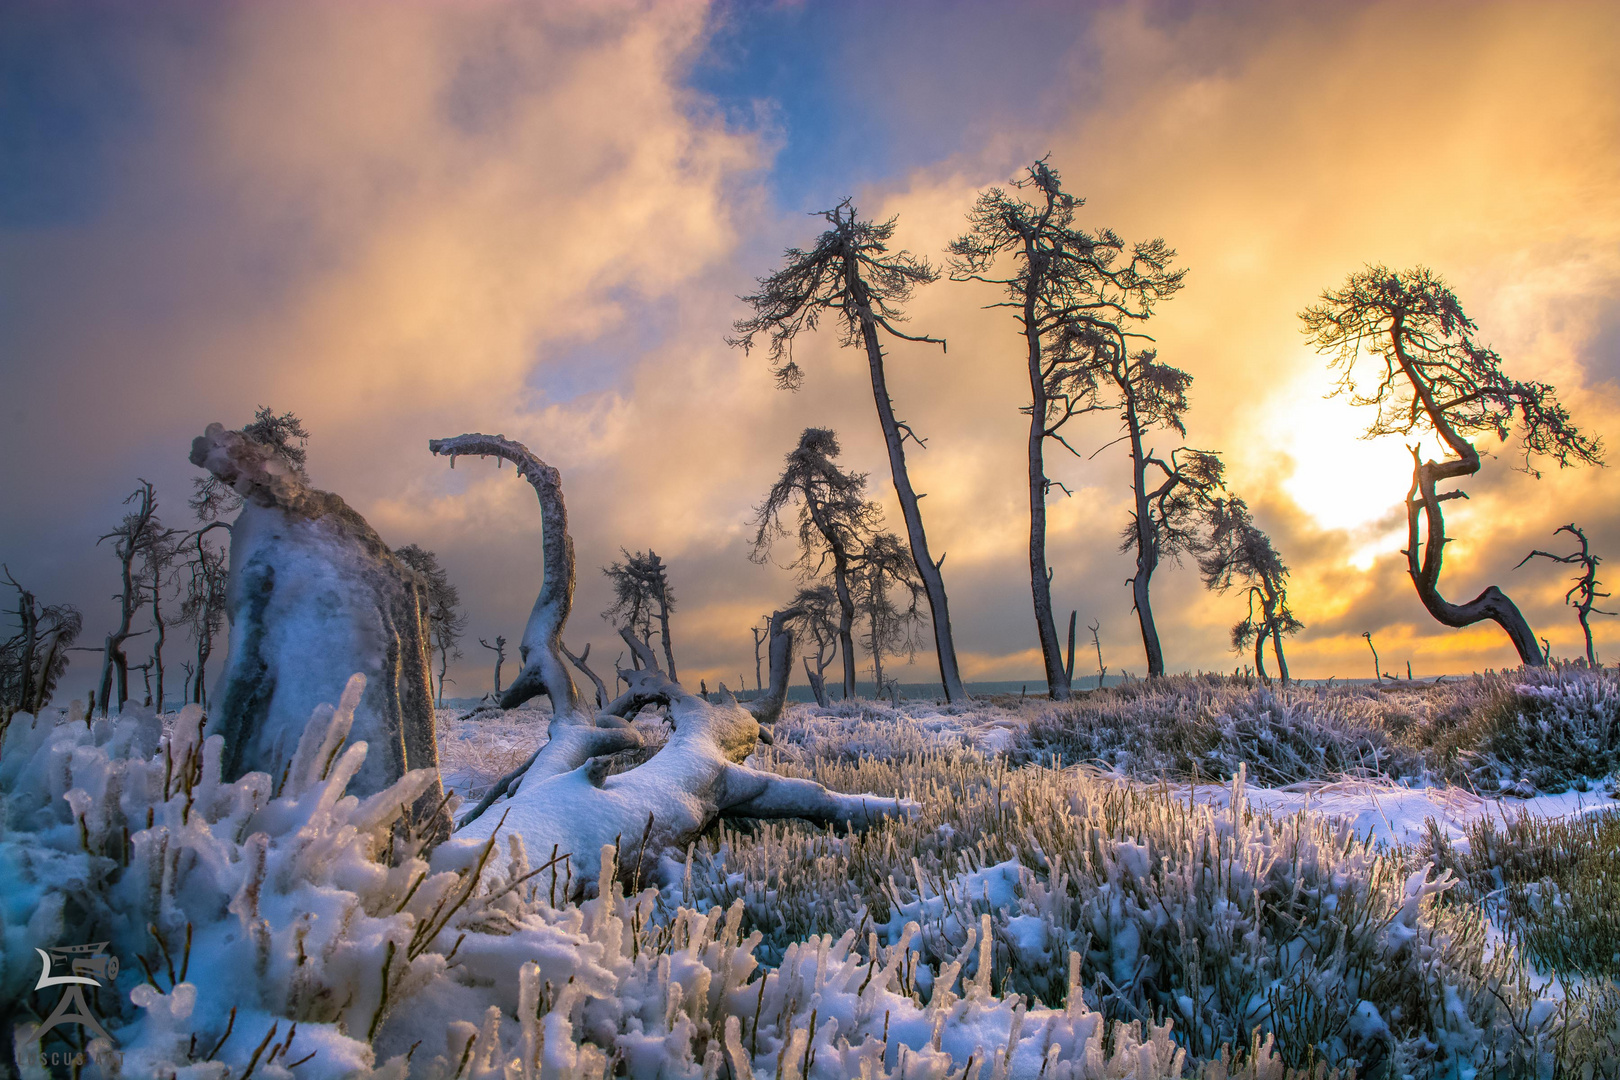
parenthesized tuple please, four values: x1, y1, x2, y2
(190, 423, 443, 815)
(432, 434, 913, 891)
(456, 660, 915, 895)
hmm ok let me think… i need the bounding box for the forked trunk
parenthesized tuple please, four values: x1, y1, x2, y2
(1122, 386, 1166, 678)
(747, 606, 803, 725)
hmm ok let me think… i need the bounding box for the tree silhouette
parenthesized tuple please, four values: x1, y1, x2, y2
(949, 159, 1185, 697)
(394, 544, 467, 707)
(852, 531, 926, 699)
(732, 200, 966, 701)
(1516, 524, 1612, 666)
(0, 568, 81, 720)
(750, 428, 880, 700)
(1062, 327, 1223, 677)
(96, 481, 178, 714)
(791, 583, 842, 707)
(602, 549, 678, 682)
(1198, 497, 1301, 683)
(1302, 266, 1603, 665)
(179, 533, 228, 706)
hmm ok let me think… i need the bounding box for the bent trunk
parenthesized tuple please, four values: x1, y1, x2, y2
(429, 434, 588, 713)
(747, 606, 803, 725)
(1125, 404, 1166, 677)
(1405, 450, 1544, 665)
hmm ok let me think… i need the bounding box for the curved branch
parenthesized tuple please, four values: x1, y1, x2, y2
(428, 434, 584, 717)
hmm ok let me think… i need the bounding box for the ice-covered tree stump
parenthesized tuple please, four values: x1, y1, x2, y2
(190, 423, 444, 816)
(431, 433, 914, 895)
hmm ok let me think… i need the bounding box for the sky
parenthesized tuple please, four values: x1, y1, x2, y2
(3, 0, 1618, 703)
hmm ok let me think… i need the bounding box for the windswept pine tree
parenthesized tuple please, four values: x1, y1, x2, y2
(732, 201, 967, 701)
(1302, 266, 1603, 665)
(749, 428, 879, 700)
(1199, 497, 1302, 683)
(949, 159, 1185, 697)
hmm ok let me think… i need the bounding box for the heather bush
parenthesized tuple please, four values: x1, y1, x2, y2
(1016, 678, 1423, 786)
(690, 723, 1559, 1076)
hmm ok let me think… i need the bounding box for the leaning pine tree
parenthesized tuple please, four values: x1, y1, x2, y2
(1198, 496, 1301, 684)
(949, 160, 1186, 698)
(1302, 265, 1603, 666)
(749, 427, 880, 700)
(731, 201, 967, 702)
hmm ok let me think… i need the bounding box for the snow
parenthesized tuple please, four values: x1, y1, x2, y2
(5, 681, 1615, 1077)
(1176, 770, 1619, 852)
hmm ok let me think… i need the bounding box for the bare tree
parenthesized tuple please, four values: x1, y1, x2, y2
(1516, 524, 1612, 666)
(0, 568, 82, 720)
(750, 428, 880, 700)
(479, 635, 507, 695)
(792, 583, 842, 707)
(948, 160, 1185, 698)
(560, 639, 609, 709)
(190, 406, 309, 522)
(179, 532, 228, 706)
(852, 531, 926, 699)
(751, 618, 768, 692)
(732, 200, 966, 701)
(602, 549, 678, 681)
(96, 480, 171, 714)
(142, 522, 183, 711)
(394, 545, 467, 707)
(1302, 266, 1603, 666)
(1199, 497, 1302, 684)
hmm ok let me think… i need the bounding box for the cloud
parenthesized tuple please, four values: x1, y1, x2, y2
(4, 0, 1618, 702)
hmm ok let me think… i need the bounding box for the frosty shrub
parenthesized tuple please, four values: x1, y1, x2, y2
(1017, 677, 1423, 786)
(688, 718, 1568, 1077)
(1428, 806, 1620, 978)
(1402, 665, 1620, 794)
(4, 681, 1391, 1080)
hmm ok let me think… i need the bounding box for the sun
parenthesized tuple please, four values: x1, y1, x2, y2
(1268, 367, 1431, 568)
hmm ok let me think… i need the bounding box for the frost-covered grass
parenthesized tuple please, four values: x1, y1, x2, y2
(1427, 806, 1620, 979)
(7, 666, 1620, 1077)
(1017, 665, 1620, 797)
(5, 693, 1368, 1080)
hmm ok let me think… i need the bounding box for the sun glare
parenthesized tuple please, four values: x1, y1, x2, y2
(1271, 371, 1424, 567)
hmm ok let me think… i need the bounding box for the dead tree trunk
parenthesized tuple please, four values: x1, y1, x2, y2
(430, 435, 585, 716)
(479, 635, 506, 695)
(752, 622, 767, 692)
(97, 481, 160, 715)
(802, 656, 829, 708)
(746, 606, 803, 726)
(191, 424, 445, 821)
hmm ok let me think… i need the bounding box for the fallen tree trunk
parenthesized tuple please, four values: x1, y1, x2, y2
(189, 424, 445, 827)
(432, 433, 913, 893)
